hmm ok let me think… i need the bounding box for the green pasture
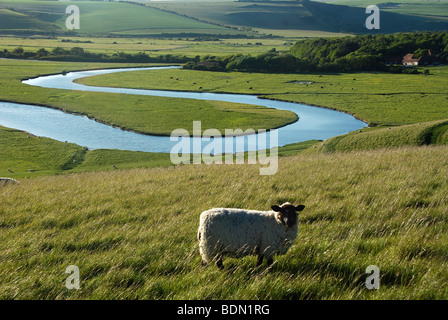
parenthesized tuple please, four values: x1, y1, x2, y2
(1, 33, 448, 300)
(322, 0, 448, 17)
(0, 126, 173, 178)
(0, 0, 229, 36)
(0, 59, 296, 136)
(0, 124, 316, 178)
(0, 59, 296, 177)
(78, 66, 448, 126)
(148, 0, 448, 34)
(1, 145, 448, 299)
(0, 8, 59, 33)
(307, 120, 448, 153)
(0, 36, 294, 58)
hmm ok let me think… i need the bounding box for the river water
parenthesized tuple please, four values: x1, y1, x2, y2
(0, 66, 366, 153)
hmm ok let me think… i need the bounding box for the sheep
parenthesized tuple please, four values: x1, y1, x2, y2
(198, 202, 305, 269)
(0, 178, 18, 186)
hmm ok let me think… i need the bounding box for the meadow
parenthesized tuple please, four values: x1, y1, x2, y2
(323, 0, 448, 18)
(1, 27, 448, 300)
(0, 125, 174, 178)
(0, 0, 232, 36)
(1, 145, 448, 299)
(307, 120, 448, 153)
(0, 59, 296, 136)
(0, 36, 295, 57)
(2, 61, 448, 300)
(78, 66, 448, 126)
(148, 0, 448, 34)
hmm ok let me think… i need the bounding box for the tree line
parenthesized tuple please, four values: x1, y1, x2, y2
(185, 31, 448, 73)
(0, 46, 192, 64)
(290, 31, 448, 72)
(3, 31, 447, 73)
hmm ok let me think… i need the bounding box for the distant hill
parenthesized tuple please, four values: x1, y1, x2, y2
(149, 0, 448, 34)
(0, 1, 231, 36)
(0, 8, 61, 33)
(1, 0, 448, 36)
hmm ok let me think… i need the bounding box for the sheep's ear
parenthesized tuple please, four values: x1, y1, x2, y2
(271, 205, 281, 212)
(295, 205, 305, 212)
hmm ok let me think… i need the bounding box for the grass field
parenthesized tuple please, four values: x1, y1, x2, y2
(0, 125, 174, 178)
(0, 8, 59, 33)
(307, 119, 448, 153)
(148, 0, 448, 34)
(78, 66, 448, 126)
(0, 124, 317, 178)
(2, 28, 448, 300)
(0, 36, 295, 58)
(2, 0, 447, 38)
(0, 59, 296, 136)
(0, 0, 232, 36)
(1, 145, 448, 299)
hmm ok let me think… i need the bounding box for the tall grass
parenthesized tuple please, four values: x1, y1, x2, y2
(309, 120, 448, 153)
(1, 146, 447, 299)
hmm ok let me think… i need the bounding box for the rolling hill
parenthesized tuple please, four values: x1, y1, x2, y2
(1, 0, 448, 36)
(0, 8, 61, 33)
(0, 0, 230, 36)
(148, 0, 448, 34)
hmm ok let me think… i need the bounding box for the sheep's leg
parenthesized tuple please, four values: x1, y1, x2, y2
(266, 257, 274, 266)
(216, 255, 224, 270)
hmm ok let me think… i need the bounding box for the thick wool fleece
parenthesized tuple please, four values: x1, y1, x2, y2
(198, 208, 298, 264)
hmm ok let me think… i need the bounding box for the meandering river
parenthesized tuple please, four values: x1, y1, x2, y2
(0, 66, 366, 153)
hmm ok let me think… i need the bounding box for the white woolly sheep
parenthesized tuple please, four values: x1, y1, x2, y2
(0, 178, 18, 186)
(198, 202, 305, 269)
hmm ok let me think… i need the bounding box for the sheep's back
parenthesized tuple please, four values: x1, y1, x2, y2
(199, 208, 275, 253)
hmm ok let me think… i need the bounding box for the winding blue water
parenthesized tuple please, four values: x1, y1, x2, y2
(0, 66, 366, 153)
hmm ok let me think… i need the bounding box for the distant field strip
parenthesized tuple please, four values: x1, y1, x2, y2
(0, 0, 227, 35)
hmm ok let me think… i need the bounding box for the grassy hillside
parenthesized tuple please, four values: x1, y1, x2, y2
(2, 0, 448, 36)
(321, 0, 448, 17)
(0, 8, 60, 33)
(0, 0, 230, 36)
(149, 0, 448, 34)
(0, 36, 294, 58)
(0, 125, 318, 178)
(1, 145, 448, 299)
(307, 120, 448, 153)
(0, 125, 173, 178)
(0, 126, 86, 177)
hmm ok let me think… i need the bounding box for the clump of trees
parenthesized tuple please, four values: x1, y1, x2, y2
(290, 31, 448, 72)
(0, 46, 192, 64)
(186, 31, 448, 74)
(184, 49, 315, 73)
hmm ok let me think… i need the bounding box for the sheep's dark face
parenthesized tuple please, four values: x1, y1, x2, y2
(272, 203, 305, 228)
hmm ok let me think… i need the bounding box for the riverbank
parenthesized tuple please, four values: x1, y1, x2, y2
(8, 66, 362, 149)
(0, 59, 298, 137)
(77, 67, 448, 127)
